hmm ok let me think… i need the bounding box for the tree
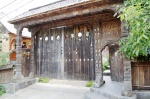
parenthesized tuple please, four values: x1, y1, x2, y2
(0, 34, 9, 66)
(117, 0, 150, 60)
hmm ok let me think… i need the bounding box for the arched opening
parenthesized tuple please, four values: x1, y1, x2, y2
(102, 43, 124, 82)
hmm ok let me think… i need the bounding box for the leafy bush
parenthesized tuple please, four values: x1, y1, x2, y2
(38, 78, 50, 83)
(86, 81, 93, 87)
(0, 84, 6, 96)
(102, 59, 110, 71)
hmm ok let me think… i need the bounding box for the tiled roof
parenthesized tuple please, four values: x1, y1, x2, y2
(11, 0, 90, 21)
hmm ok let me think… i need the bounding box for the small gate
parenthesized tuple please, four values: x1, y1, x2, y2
(132, 61, 150, 90)
(64, 24, 94, 80)
(109, 44, 124, 82)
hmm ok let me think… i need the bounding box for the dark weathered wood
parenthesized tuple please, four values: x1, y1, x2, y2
(100, 19, 123, 82)
(108, 44, 124, 82)
(22, 49, 31, 77)
(35, 28, 63, 79)
(64, 24, 94, 80)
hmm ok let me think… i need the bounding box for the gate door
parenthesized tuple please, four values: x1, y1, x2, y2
(64, 24, 94, 80)
(35, 28, 62, 78)
(109, 44, 124, 82)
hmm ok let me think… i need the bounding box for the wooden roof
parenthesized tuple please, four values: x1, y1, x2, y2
(10, 0, 91, 23)
(9, 0, 123, 26)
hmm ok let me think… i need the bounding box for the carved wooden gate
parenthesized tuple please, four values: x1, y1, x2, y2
(64, 24, 94, 80)
(35, 28, 62, 78)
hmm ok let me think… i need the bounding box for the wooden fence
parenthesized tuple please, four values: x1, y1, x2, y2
(0, 65, 14, 83)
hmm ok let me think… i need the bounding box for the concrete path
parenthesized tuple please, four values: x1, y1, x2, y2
(0, 79, 90, 99)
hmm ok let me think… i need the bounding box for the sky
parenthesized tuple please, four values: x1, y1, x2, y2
(0, 0, 59, 36)
(0, 0, 59, 20)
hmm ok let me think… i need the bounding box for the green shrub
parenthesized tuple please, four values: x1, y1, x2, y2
(0, 84, 6, 96)
(86, 81, 93, 87)
(38, 78, 50, 83)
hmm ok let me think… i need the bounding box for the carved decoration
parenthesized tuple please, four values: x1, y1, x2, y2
(101, 19, 121, 40)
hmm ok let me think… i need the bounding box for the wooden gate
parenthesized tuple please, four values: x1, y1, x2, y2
(132, 61, 150, 90)
(64, 24, 94, 80)
(35, 28, 62, 78)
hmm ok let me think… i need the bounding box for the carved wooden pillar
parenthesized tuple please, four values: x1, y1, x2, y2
(121, 21, 133, 97)
(13, 26, 24, 80)
(29, 29, 36, 78)
(93, 20, 104, 87)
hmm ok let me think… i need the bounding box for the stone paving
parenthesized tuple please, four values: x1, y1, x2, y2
(0, 79, 90, 99)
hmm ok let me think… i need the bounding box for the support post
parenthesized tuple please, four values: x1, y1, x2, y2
(29, 29, 36, 78)
(121, 57, 133, 97)
(92, 20, 104, 87)
(121, 21, 132, 97)
(13, 26, 24, 81)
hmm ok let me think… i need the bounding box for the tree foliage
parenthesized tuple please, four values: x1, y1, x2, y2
(0, 34, 9, 66)
(117, 0, 150, 60)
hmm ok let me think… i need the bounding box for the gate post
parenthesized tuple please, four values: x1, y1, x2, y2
(92, 20, 105, 87)
(29, 29, 37, 78)
(29, 29, 36, 78)
(13, 26, 24, 80)
(121, 57, 133, 96)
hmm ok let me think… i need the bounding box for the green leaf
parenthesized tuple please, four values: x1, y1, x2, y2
(143, 34, 148, 39)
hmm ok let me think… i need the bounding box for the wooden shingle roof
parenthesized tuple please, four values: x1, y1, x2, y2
(10, 0, 90, 22)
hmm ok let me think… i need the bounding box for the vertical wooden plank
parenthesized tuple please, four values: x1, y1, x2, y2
(144, 66, 149, 86)
(61, 28, 65, 79)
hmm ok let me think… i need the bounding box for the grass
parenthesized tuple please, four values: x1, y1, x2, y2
(86, 81, 93, 87)
(0, 84, 6, 96)
(38, 77, 50, 83)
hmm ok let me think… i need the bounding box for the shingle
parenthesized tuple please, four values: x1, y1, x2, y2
(11, 0, 90, 21)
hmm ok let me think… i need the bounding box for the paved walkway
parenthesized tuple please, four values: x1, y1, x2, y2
(0, 79, 90, 99)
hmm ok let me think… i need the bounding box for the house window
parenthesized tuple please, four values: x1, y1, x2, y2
(22, 42, 27, 49)
(0, 40, 2, 52)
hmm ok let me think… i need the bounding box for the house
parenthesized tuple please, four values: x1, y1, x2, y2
(0, 17, 31, 59)
(8, 0, 149, 98)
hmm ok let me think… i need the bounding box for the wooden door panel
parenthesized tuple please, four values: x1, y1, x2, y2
(35, 28, 62, 78)
(64, 24, 94, 80)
